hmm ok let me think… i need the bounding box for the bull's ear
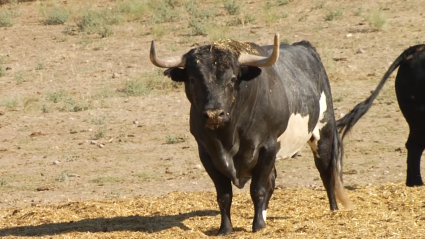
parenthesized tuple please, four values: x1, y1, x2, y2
(239, 66, 262, 81)
(164, 68, 187, 82)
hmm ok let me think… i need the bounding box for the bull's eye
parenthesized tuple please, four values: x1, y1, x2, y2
(188, 78, 195, 84)
(231, 76, 237, 83)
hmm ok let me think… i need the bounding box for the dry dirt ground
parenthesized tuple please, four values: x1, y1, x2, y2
(0, 0, 425, 238)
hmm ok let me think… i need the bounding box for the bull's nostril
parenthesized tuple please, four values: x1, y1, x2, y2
(218, 111, 225, 117)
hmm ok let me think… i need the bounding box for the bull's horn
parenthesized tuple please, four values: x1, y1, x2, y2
(238, 33, 280, 67)
(149, 41, 186, 68)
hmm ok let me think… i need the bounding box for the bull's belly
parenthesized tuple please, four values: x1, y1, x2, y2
(276, 113, 312, 159)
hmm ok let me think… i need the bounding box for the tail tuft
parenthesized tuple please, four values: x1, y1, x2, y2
(334, 171, 352, 209)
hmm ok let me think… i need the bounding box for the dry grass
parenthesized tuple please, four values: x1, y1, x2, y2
(1, 183, 425, 238)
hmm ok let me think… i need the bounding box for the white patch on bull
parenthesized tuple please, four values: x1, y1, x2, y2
(262, 210, 267, 221)
(307, 92, 328, 158)
(276, 113, 312, 159)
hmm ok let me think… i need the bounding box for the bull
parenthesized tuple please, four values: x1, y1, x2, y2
(150, 34, 351, 235)
(337, 44, 425, 187)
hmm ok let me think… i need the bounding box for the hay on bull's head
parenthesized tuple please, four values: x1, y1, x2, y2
(212, 39, 261, 56)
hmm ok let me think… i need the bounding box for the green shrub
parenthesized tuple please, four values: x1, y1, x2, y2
(46, 90, 67, 103)
(325, 8, 343, 21)
(185, 1, 215, 20)
(43, 6, 70, 25)
(116, 0, 151, 20)
(189, 19, 208, 36)
(1, 97, 18, 109)
(0, 63, 4, 77)
(120, 78, 154, 96)
(367, 10, 387, 30)
(152, 1, 179, 23)
(93, 126, 108, 139)
(77, 8, 123, 37)
(313, 2, 325, 10)
(223, 0, 241, 15)
(0, 10, 14, 27)
(276, 0, 289, 6)
(165, 135, 187, 144)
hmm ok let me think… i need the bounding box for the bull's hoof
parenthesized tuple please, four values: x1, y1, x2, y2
(252, 221, 266, 232)
(406, 181, 424, 187)
(218, 226, 232, 236)
(406, 177, 424, 187)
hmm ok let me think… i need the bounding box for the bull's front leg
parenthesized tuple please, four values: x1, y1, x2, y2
(198, 146, 233, 235)
(250, 141, 277, 232)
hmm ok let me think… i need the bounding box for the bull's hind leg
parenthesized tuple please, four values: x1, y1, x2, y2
(198, 147, 233, 235)
(250, 140, 278, 232)
(405, 128, 425, 186)
(308, 133, 338, 210)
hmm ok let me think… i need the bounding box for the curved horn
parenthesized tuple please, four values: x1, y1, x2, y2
(149, 41, 186, 68)
(238, 33, 280, 67)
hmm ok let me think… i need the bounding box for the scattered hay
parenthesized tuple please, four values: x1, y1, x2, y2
(0, 183, 425, 238)
(212, 39, 260, 55)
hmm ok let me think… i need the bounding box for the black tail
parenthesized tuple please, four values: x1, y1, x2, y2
(336, 44, 425, 140)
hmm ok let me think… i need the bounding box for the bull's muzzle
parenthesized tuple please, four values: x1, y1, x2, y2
(203, 109, 229, 129)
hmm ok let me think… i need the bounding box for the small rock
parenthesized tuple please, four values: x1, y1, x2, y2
(133, 120, 138, 125)
(383, 170, 389, 175)
(67, 173, 80, 178)
(6, 66, 12, 70)
(339, 113, 345, 118)
(112, 72, 120, 78)
(90, 140, 97, 145)
(346, 33, 353, 38)
(98, 143, 105, 148)
(356, 49, 364, 54)
(52, 160, 60, 165)
(193, 164, 202, 169)
(36, 187, 49, 191)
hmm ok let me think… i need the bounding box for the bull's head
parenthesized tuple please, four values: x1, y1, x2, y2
(150, 34, 280, 130)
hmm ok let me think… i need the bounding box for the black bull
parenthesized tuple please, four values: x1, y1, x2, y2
(150, 34, 351, 235)
(337, 44, 425, 187)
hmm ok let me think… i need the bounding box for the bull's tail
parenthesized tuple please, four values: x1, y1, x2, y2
(336, 44, 425, 140)
(332, 125, 352, 209)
